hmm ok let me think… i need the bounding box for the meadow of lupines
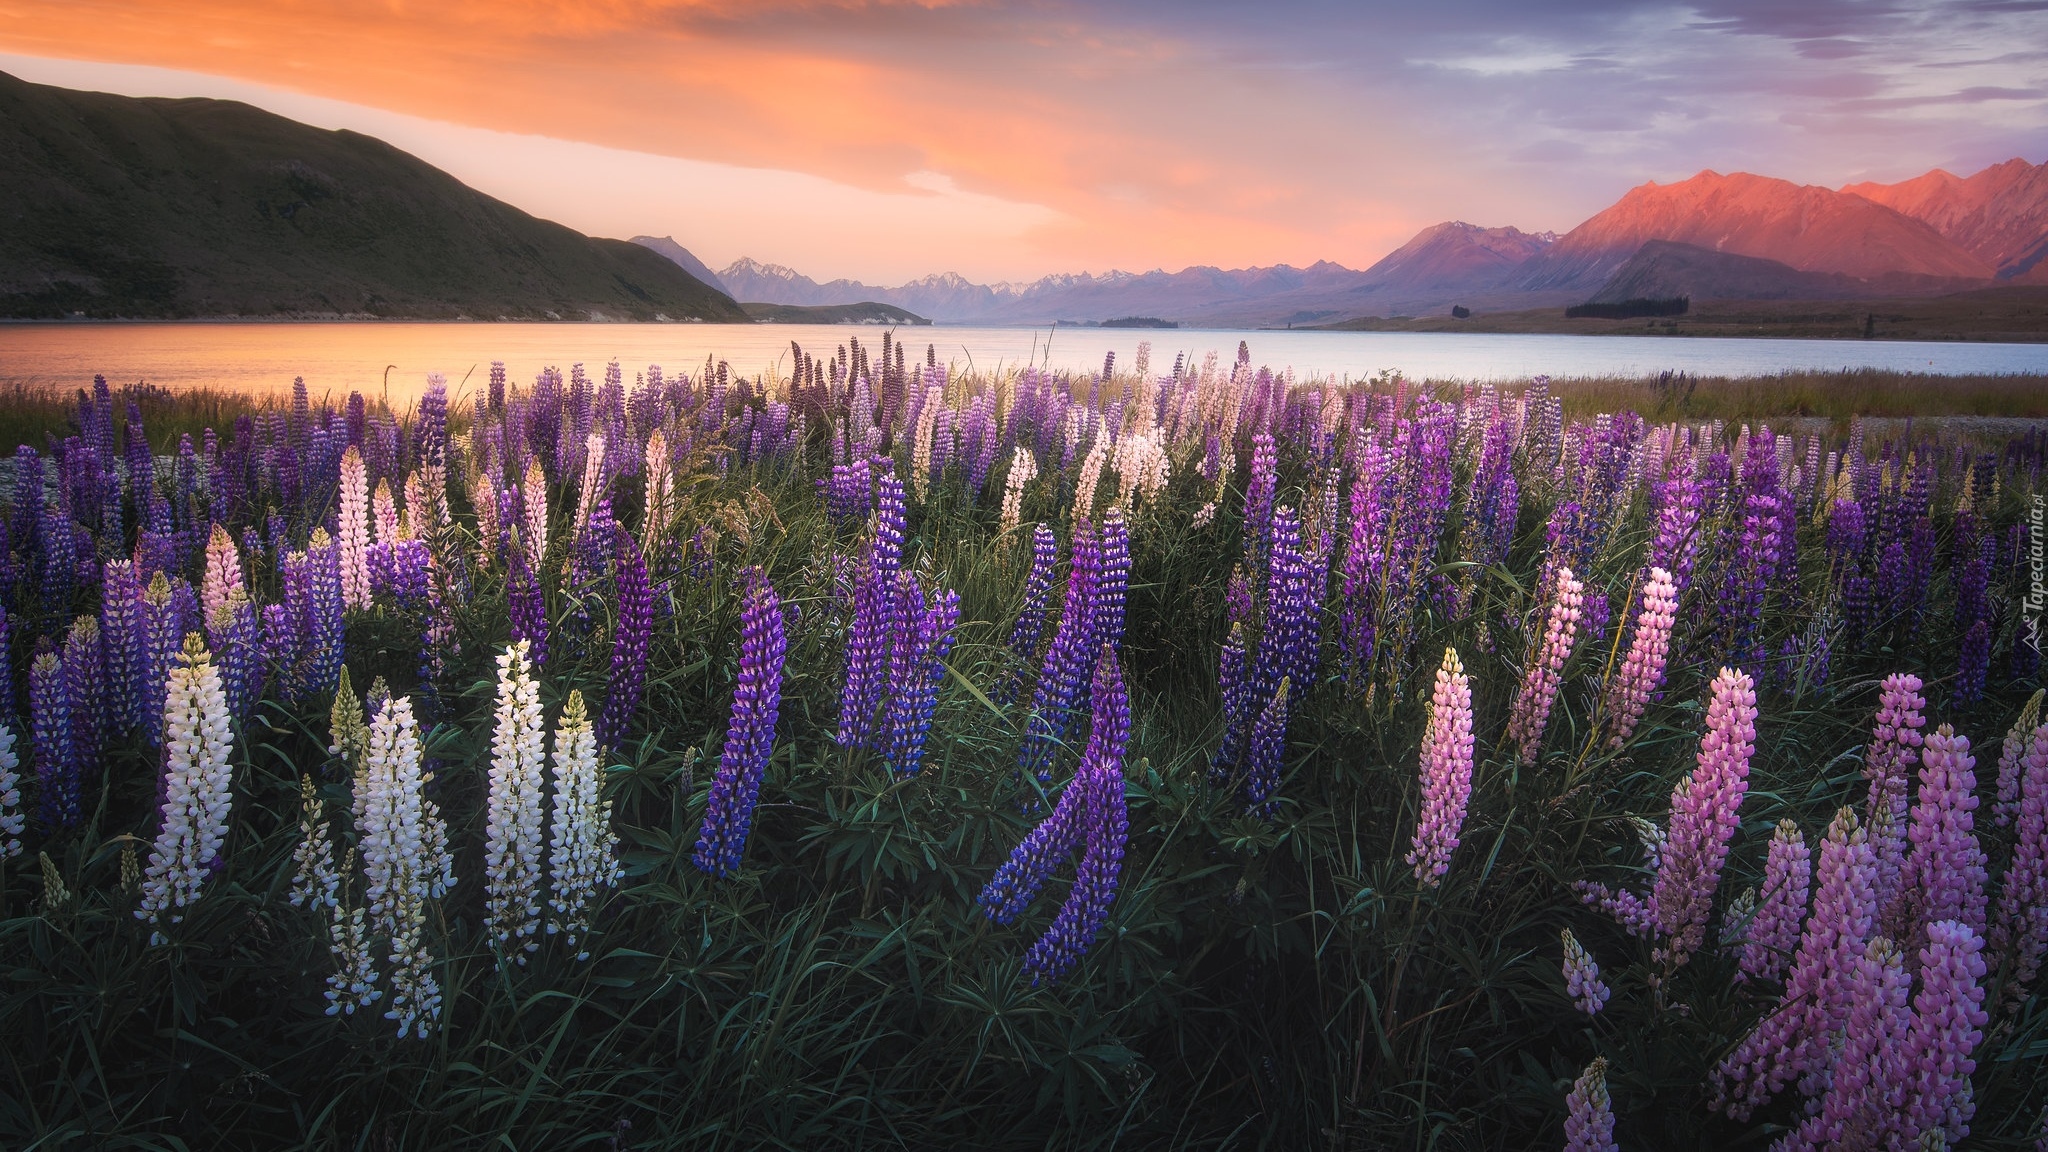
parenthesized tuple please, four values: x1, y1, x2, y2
(0, 342, 2044, 1148)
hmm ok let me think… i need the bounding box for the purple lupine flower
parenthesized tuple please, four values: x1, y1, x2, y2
(416, 375, 449, 471)
(1712, 808, 1878, 1121)
(1563, 1058, 1616, 1152)
(208, 593, 263, 721)
(139, 575, 196, 745)
(1506, 566, 1584, 766)
(1019, 519, 1100, 781)
(303, 530, 345, 697)
(507, 540, 549, 669)
(1561, 927, 1610, 1014)
(1256, 506, 1321, 707)
(1784, 937, 1912, 1152)
(1899, 920, 1989, 1146)
(1242, 677, 1292, 816)
(1737, 819, 1812, 985)
(99, 559, 146, 736)
(1338, 443, 1386, 684)
(1407, 647, 1475, 886)
(883, 578, 959, 777)
(30, 649, 79, 829)
(1897, 726, 1988, 952)
(692, 569, 786, 878)
(1955, 618, 1991, 705)
(1648, 667, 1756, 972)
(1007, 523, 1060, 668)
(1210, 622, 1253, 785)
(1243, 432, 1277, 562)
(1093, 508, 1130, 660)
(874, 464, 906, 571)
(10, 447, 43, 561)
(1646, 473, 1703, 597)
(1865, 673, 1927, 932)
(1020, 646, 1131, 984)
(836, 514, 901, 750)
(1994, 697, 2043, 829)
(1604, 566, 1678, 749)
(1989, 723, 2048, 997)
(597, 528, 652, 748)
(63, 616, 104, 774)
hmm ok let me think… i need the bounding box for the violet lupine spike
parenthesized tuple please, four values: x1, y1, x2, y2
(1895, 726, 1988, 959)
(1783, 937, 1912, 1152)
(140, 575, 196, 746)
(884, 584, 959, 777)
(979, 736, 1092, 924)
(303, 529, 344, 697)
(1209, 622, 1253, 785)
(835, 532, 896, 750)
(1576, 878, 1655, 937)
(1603, 566, 1677, 749)
(692, 569, 786, 879)
(1242, 677, 1292, 816)
(64, 616, 105, 775)
(1093, 508, 1130, 660)
(30, 650, 79, 830)
(507, 539, 549, 669)
(1737, 819, 1812, 985)
(209, 593, 263, 721)
(1649, 667, 1756, 972)
(1243, 432, 1277, 563)
(1506, 566, 1584, 766)
(1022, 646, 1131, 985)
(1899, 920, 1989, 1146)
(1006, 523, 1060, 667)
(1560, 927, 1610, 1015)
(1406, 647, 1475, 887)
(597, 528, 652, 749)
(1955, 618, 1991, 705)
(1711, 808, 1878, 1121)
(1256, 506, 1321, 707)
(1990, 723, 2048, 998)
(1563, 1058, 1616, 1152)
(99, 558, 147, 736)
(1019, 520, 1100, 782)
(1863, 672, 1926, 921)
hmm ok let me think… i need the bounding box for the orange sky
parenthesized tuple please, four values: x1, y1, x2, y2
(3, 0, 2044, 282)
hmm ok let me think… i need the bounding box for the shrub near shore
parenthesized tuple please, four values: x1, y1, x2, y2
(0, 340, 2044, 1148)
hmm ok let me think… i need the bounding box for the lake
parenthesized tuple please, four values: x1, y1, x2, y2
(4, 322, 2047, 405)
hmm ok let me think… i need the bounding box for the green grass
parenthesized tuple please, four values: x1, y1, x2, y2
(0, 374, 2044, 1148)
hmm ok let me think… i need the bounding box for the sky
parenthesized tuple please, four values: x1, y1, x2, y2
(3, 1, 2046, 284)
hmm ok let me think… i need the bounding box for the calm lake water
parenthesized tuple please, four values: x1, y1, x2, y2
(3, 322, 2046, 405)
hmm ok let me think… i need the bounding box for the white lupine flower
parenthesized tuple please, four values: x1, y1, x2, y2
(1070, 441, 1108, 524)
(338, 446, 373, 609)
(323, 849, 381, 1016)
(360, 696, 445, 1039)
(641, 429, 673, 554)
(547, 690, 619, 959)
(137, 635, 236, 945)
(0, 722, 23, 857)
(201, 524, 245, 626)
(572, 432, 606, 537)
(1000, 448, 1037, 536)
(484, 641, 547, 962)
(289, 774, 340, 911)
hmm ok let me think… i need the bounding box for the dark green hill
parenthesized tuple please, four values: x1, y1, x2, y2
(0, 70, 745, 321)
(738, 300, 930, 324)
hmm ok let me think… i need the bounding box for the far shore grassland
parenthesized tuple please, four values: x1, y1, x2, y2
(2, 366, 2044, 460)
(1319, 284, 2048, 343)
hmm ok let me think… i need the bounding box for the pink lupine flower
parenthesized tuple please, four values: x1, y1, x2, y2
(1994, 691, 2043, 828)
(1712, 808, 1878, 1121)
(1648, 667, 1757, 972)
(1900, 920, 1989, 1146)
(200, 524, 244, 626)
(1507, 566, 1583, 765)
(1604, 566, 1677, 749)
(1865, 673, 1927, 928)
(1406, 647, 1475, 886)
(1780, 937, 1911, 1152)
(1990, 723, 2048, 998)
(1737, 819, 1811, 985)
(1897, 725, 1988, 954)
(338, 446, 372, 610)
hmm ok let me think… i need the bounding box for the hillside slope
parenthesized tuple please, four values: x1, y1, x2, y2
(0, 70, 744, 320)
(1510, 170, 1993, 294)
(1844, 158, 2048, 280)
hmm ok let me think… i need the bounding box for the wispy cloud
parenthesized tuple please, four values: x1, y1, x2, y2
(1, 0, 2043, 279)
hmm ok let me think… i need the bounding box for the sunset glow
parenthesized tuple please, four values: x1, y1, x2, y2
(3, 1, 2045, 282)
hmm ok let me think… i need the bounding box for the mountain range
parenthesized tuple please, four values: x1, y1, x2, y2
(638, 162, 2048, 327)
(0, 71, 743, 321)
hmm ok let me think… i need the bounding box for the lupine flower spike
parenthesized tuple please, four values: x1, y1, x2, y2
(1407, 647, 1475, 886)
(1561, 927, 1610, 1014)
(1604, 566, 1677, 748)
(1564, 1057, 1617, 1152)
(1649, 667, 1757, 973)
(694, 569, 786, 878)
(548, 689, 619, 957)
(1507, 566, 1583, 765)
(137, 635, 235, 945)
(484, 640, 547, 962)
